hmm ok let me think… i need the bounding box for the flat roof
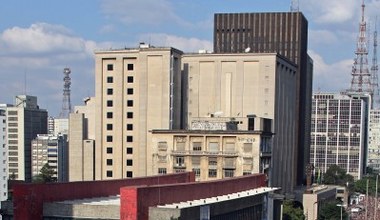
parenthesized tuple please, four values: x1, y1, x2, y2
(54, 195, 120, 206)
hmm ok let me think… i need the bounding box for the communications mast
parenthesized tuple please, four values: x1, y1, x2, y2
(59, 67, 72, 118)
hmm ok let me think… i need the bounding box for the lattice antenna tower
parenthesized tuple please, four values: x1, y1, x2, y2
(371, 17, 380, 107)
(290, 0, 299, 12)
(349, 0, 372, 96)
(59, 67, 72, 118)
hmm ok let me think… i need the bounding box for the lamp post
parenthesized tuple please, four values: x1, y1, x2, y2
(336, 203, 346, 220)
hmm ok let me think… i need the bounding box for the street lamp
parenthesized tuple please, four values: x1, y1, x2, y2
(336, 203, 346, 220)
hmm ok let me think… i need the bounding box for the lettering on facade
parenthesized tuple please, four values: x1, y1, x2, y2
(191, 121, 226, 130)
(237, 137, 255, 143)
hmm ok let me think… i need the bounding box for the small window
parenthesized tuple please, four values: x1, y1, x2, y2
(127, 64, 134, 71)
(127, 88, 134, 95)
(208, 169, 217, 178)
(127, 147, 133, 154)
(126, 159, 133, 166)
(107, 64, 114, 71)
(107, 76, 113, 83)
(106, 170, 113, 177)
(127, 136, 133, 142)
(127, 100, 133, 107)
(107, 112, 113, 119)
(107, 124, 113, 131)
(107, 147, 113, 154)
(127, 124, 133, 130)
(158, 168, 167, 174)
(107, 88, 113, 95)
(127, 76, 134, 83)
(107, 100, 113, 107)
(127, 112, 133, 118)
(126, 171, 133, 178)
(107, 159, 113, 166)
(107, 136, 113, 142)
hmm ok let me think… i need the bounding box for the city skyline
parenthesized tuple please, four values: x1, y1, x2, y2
(0, 0, 379, 116)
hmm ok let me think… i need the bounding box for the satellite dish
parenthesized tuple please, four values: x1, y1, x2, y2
(245, 47, 251, 53)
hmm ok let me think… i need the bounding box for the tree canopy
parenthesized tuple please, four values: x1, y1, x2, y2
(32, 163, 57, 183)
(282, 200, 305, 220)
(323, 165, 354, 187)
(318, 200, 348, 220)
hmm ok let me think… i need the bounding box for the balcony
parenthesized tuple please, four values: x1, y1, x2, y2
(173, 163, 186, 169)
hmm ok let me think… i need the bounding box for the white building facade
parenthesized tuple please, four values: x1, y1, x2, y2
(0, 108, 7, 202)
(368, 109, 380, 172)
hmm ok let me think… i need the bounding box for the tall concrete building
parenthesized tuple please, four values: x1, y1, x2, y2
(0, 108, 7, 203)
(94, 45, 182, 179)
(368, 109, 380, 172)
(310, 93, 366, 180)
(214, 12, 313, 187)
(5, 95, 48, 181)
(181, 53, 297, 192)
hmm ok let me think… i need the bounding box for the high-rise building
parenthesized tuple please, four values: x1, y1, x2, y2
(310, 93, 366, 180)
(31, 134, 68, 182)
(214, 12, 313, 187)
(0, 108, 7, 202)
(368, 109, 380, 172)
(5, 95, 48, 181)
(94, 45, 182, 179)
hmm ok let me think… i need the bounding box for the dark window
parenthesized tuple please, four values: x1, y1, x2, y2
(107, 159, 113, 166)
(107, 124, 113, 130)
(127, 112, 133, 118)
(107, 88, 113, 95)
(127, 124, 133, 130)
(107, 64, 114, 71)
(107, 136, 113, 142)
(126, 159, 133, 166)
(127, 100, 133, 107)
(107, 112, 113, 118)
(127, 147, 133, 154)
(127, 64, 134, 71)
(127, 136, 133, 142)
(127, 88, 133, 95)
(127, 76, 134, 83)
(126, 171, 133, 178)
(107, 147, 113, 154)
(106, 171, 113, 177)
(107, 100, 113, 107)
(107, 76, 113, 83)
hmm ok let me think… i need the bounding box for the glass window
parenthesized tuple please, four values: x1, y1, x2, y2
(107, 88, 113, 95)
(126, 124, 133, 130)
(107, 76, 113, 83)
(127, 100, 133, 107)
(127, 136, 133, 142)
(209, 142, 219, 152)
(107, 159, 113, 166)
(126, 159, 133, 166)
(127, 88, 134, 95)
(107, 124, 113, 130)
(192, 142, 202, 151)
(107, 100, 113, 107)
(106, 170, 113, 177)
(127, 147, 133, 154)
(127, 76, 134, 83)
(126, 171, 133, 178)
(107, 147, 113, 154)
(107, 136, 113, 142)
(158, 168, 167, 174)
(208, 169, 217, 178)
(127, 64, 134, 71)
(107, 64, 113, 71)
(127, 112, 133, 118)
(107, 112, 113, 118)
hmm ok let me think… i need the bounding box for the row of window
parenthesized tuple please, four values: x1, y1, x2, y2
(107, 88, 134, 95)
(106, 136, 133, 142)
(106, 112, 133, 119)
(106, 159, 133, 166)
(106, 124, 133, 131)
(106, 100, 134, 107)
(106, 147, 133, 154)
(106, 170, 133, 178)
(107, 63, 134, 71)
(106, 76, 134, 83)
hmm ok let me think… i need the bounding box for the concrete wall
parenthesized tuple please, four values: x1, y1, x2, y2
(120, 173, 266, 220)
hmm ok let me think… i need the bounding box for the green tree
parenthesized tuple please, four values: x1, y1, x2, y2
(318, 200, 348, 220)
(323, 165, 354, 186)
(282, 200, 305, 220)
(32, 163, 57, 183)
(354, 176, 378, 196)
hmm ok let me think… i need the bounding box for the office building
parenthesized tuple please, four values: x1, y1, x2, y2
(31, 134, 68, 182)
(5, 95, 48, 182)
(181, 53, 297, 192)
(214, 12, 313, 187)
(310, 93, 366, 179)
(0, 108, 7, 203)
(94, 45, 183, 180)
(368, 109, 380, 172)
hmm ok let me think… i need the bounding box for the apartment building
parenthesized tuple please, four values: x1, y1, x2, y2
(0, 109, 7, 202)
(368, 109, 380, 172)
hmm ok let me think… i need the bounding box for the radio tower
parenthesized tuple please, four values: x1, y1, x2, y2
(349, 0, 372, 97)
(371, 18, 380, 107)
(59, 67, 72, 118)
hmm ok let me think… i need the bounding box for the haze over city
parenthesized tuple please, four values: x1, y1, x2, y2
(0, 0, 379, 116)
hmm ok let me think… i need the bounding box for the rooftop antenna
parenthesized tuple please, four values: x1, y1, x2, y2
(59, 67, 72, 118)
(290, 0, 299, 12)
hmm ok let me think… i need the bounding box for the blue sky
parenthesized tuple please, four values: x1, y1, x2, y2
(0, 0, 378, 116)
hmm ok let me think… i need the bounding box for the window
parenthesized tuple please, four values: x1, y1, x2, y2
(192, 142, 202, 151)
(107, 112, 113, 118)
(192, 157, 201, 166)
(107, 100, 113, 107)
(127, 88, 134, 95)
(208, 169, 217, 178)
(127, 100, 133, 107)
(127, 64, 134, 71)
(127, 124, 133, 130)
(107, 76, 113, 83)
(127, 136, 133, 142)
(224, 169, 234, 178)
(175, 156, 185, 166)
(126, 159, 133, 166)
(107, 88, 113, 95)
(208, 142, 219, 152)
(193, 168, 201, 177)
(107, 147, 113, 154)
(209, 157, 217, 166)
(127, 112, 133, 118)
(127, 147, 133, 154)
(243, 143, 252, 153)
(158, 168, 167, 174)
(107, 159, 113, 166)
(225, 142, 235, 152)
(126, 171, 133, 178)
(107, 64, 114, 71)
(106, 170, 113, 177)
(107, 124, 113, 131)
(106, 136, 113, 142)
(127, 76, 134, 83)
